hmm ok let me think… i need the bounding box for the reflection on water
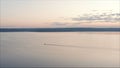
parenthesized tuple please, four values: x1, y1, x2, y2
(0, 32, 120, 67)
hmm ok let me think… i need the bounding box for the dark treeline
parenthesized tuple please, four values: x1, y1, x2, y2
(0, 28, 120, 32)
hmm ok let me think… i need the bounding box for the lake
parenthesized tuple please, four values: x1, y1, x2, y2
(0, 32, 120, 67)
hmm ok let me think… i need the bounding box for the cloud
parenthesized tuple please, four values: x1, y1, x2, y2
(51, 22, 81, 27)
(52, 22, 68, 26)
(72, 13, 120, 23)
(50, 11, 120, 27)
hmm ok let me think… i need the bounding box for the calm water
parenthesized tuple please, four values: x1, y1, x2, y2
(0, 32, 120, 67)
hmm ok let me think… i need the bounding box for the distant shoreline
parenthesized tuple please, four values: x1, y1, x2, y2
(0, 28, 120, 32)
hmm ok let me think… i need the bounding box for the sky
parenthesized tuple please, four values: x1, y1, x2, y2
(0, 0, 120, 28)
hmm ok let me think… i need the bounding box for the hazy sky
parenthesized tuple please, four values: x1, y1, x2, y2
(0, 0, 120, 28)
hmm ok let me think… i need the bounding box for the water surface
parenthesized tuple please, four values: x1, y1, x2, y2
(0, 32, 120, 67)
